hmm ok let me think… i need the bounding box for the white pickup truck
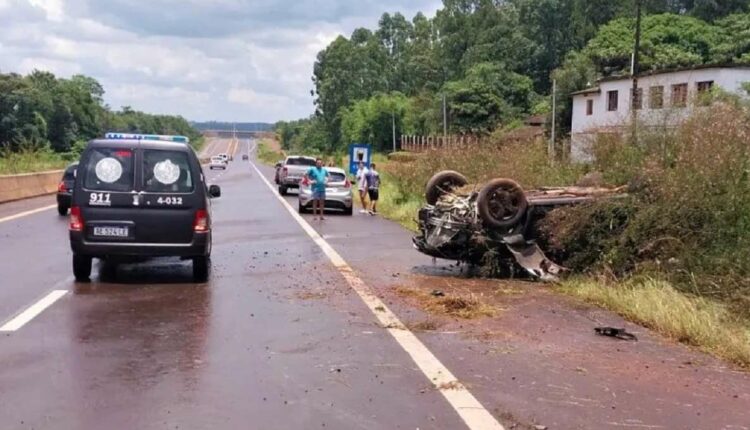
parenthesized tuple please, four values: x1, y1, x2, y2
(277, 156, 317, 195)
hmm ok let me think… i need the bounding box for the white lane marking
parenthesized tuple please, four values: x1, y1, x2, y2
(0, 204, 57, 224)
(250, 162, 504, 430)
(0, 287, 70, 332)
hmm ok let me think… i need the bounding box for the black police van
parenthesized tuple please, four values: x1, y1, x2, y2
(69, 134, 221, 282)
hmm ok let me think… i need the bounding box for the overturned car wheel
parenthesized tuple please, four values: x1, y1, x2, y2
(425, 170, 468, 205)
(477, 178, 528, 229)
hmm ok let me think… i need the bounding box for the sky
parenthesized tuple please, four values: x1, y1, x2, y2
(0, 0, 441, 123)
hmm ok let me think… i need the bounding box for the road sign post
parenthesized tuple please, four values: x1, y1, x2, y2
(348, 143, 372, 175)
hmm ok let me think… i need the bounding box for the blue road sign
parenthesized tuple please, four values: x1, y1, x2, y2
(348, 143, 372, 175)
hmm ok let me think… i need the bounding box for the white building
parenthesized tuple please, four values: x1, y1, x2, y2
(570, 65, 750, 161)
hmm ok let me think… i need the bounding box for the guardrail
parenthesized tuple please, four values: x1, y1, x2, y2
(0, 170, 63, 203)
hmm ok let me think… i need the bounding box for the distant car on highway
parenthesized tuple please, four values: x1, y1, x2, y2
(69, 134, 221, 282)
(242, 154, 249, 161)
(209, 156, 227, 170)
(277, 156, 316, 195)
(298, 167, 353, 215)
(56, 162, 78, 216)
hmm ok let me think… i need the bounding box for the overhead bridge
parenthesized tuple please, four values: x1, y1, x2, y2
(201, 130, 271, 139)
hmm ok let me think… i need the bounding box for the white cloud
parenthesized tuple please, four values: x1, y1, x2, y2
(0, 0, 442, 122)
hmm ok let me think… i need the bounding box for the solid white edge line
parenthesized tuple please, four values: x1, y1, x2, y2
(0, 289, 69, 332)
(0, 204, 57, 224)
(250, 161, 504, 430)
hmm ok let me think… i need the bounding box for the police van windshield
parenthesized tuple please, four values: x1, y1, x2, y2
(143, 150, 194, 193)
(83, 148, 135, 192)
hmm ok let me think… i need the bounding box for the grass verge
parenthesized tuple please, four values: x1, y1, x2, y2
(559, 277, 750, 367)
(376, 172, 422, 231)
(257, 138, 285, 165)
(0, 150, 71, 175)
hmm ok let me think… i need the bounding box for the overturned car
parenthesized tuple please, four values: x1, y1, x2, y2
(413, 171, 626, 281)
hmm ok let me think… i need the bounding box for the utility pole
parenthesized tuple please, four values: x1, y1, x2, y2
(442, 94, 448, 138)
(631, 0, 642, 145)
(550, 79, 557, 160)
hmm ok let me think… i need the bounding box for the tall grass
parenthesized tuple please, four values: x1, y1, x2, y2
(0, 147, 72, 175)
(560, 277, 750, 367)
(542, 102, 750, 313)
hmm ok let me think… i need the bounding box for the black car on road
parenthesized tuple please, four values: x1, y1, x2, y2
(56, 162, 78, 215)
(69, 136, 221, 282)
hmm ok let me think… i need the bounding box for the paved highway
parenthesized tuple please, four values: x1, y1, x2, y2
(1, 139, 749, 430)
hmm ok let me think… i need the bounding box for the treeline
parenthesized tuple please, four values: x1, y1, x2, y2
(0, 70, 202, 156)
(276, 0, 750, 153)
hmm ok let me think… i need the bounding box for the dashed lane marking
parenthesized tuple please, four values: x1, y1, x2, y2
(250, 161, 504, 430)
(0, 285, 70, 332)
(0, 204, 57, 224)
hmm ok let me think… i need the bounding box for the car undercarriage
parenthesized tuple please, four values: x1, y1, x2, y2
(413, 171, 626, 281)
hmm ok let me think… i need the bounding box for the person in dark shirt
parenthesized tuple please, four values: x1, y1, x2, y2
(366, 163, 380, 215)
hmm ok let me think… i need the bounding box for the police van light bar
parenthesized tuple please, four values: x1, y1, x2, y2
(105, 133, 190, 144)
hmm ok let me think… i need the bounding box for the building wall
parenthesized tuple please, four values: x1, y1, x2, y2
(571, 67, 750, 161)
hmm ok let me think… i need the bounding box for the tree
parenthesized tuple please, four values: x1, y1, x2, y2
(340, 92, 411, 151)
(442, 62, 535, 134)
(585, 13, 721, 75)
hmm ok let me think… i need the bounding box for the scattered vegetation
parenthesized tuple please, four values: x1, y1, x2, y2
(256, 138, 285, 165)
(394, 286, 497, 320)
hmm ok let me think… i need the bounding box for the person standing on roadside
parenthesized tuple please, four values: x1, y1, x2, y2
(366, 163, 381, 215)
(355, 160, 369, 214)
(305, 157, 329, 221)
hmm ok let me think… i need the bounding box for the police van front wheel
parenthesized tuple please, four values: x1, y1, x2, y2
(73, 254, 92, 282)
(193, 256, 210, 282)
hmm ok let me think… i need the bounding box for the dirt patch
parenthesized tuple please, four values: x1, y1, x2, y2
(394, 285, 498, 319)
(405, 319, 441, 332)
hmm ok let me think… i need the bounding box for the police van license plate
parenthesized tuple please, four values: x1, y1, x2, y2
(93, 226, 129, 237)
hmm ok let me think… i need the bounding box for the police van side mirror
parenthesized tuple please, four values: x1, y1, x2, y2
(208, 185, 221, 198)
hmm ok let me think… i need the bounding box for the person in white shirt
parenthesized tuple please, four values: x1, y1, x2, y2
(355, 161, 369, 214)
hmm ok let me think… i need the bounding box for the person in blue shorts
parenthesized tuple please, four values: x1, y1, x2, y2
(305, 157, 329, 221)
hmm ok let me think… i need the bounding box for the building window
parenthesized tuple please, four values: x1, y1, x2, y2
(672, 83, 688, 107)
(586, 99, 593, 116)
(607, 90, 618, 112)
(631, 88, 643, 110)
(650, 86, 664, 109)
(697, 81, 714, 93)
(696, 80, 714, 106)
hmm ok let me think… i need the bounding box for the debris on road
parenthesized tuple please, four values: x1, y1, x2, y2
(595, 327, 638, 341)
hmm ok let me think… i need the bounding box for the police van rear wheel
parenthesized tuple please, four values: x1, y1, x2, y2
(279, 186, 288, 196)
(193, 256, 210, 282)
(73, 254, 92, 282)
(57, 204, 68, 216)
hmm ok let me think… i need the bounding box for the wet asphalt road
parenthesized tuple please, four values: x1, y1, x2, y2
(0, 139, 465, 430)
(2, 138, 750, 430)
